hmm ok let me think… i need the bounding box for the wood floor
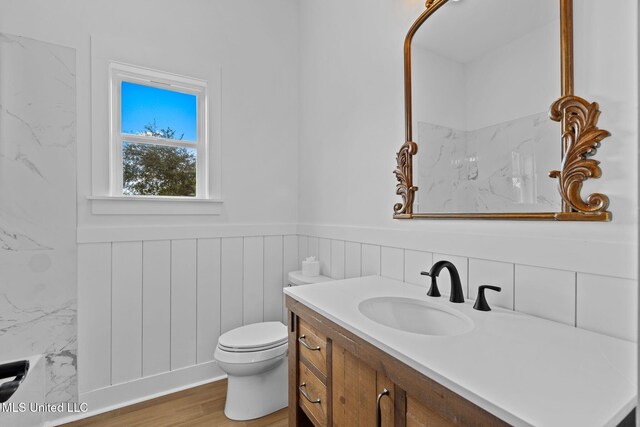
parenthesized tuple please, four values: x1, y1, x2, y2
(63, 380, 288, 427)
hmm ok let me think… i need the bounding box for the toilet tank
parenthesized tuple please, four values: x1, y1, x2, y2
(287, 271, 332, 287)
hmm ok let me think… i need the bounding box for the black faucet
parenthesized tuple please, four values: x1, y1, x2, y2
(420, 260, 465, 303)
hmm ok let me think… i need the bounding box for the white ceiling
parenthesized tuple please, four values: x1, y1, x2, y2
(413, 0, 560, 63)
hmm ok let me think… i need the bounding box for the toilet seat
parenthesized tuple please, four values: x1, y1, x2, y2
(218, 340, 286, 353)
(215, 341, 288, 365)
(217, 321, 287, 353)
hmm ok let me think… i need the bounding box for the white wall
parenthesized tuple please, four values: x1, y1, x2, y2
(413, 16, 559, 132)
(298, 0, 637, 271)
(464, 19, 559, 130)
(1, 0, 637, 420)
(0, 0, 300, 231)
(0, 0, 300, 416)
(412, 47, 466, 131)
(298, 0, 638, 413)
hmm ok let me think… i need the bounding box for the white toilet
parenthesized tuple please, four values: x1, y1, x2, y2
(214, 271, 331, 421)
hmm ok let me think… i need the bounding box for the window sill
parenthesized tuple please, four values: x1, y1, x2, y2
(88, 196, 223, 215)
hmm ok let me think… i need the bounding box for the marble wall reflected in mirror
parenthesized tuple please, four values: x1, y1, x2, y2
(411, 0, 562, 213)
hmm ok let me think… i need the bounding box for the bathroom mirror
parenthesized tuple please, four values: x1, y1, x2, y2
(394, 0, 612, 221)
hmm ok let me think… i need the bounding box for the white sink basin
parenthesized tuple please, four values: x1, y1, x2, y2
(358, 296, 474, 336)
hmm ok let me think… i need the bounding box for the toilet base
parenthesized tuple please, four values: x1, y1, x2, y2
(223, 356, 288, 420)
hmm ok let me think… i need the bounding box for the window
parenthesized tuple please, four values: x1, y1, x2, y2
(110, 63, 208, 198)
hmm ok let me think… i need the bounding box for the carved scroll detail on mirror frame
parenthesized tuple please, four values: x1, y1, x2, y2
(394, 0, 612, 221)
(549, 96, 611, 214)
(394, 140, 418, 216)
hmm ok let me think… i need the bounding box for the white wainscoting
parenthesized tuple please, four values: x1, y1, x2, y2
(78, 224, 637, 414)
(297, 232, 638, 343)
(78, 231, 298, 412)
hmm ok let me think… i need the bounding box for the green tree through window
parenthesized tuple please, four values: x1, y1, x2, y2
(123, 121, 196, 196)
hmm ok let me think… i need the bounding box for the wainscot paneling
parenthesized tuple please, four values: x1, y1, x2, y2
(515, 265, 576, 326)
(77, 223, 297, 244)
(330, 239, 345, 280)
(111, 241, 143, 385)
(362, 244, 381, 276)
(264, 236, 284, 322)
(297, 224, 637, 280)
(220, 237, 244, 334)
(170, 239, 198, 370)
(381, 246, 404, 281)
(308, 236, 319, 259)
(283, 235, 299, 323)
(298, 233, 637, 343)
(298, 235, 309, 265)
(318, 238, 331, 277)
(78, 228, 636, 416)
(243, 237, 265, 325)
(196, 238, 221, 364)
(468, 258, 514, 310)
(403, 249, 432, 286)
(577, 273, 638, 342)
(142, 240, 171, 376)
(345, 242, 362, 279)
(78, 232, 300, 413)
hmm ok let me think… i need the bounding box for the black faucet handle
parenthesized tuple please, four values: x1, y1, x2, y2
(420, 270, 441, 296)
(473, 285, 502, 311)
(422, 272, 441, 297)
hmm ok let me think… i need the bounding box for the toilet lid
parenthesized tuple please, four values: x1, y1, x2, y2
(288, 271, 332, 286)
(218, 321, 287, 352)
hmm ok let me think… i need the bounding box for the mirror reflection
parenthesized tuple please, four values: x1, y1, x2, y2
(412, 0, 562, 213)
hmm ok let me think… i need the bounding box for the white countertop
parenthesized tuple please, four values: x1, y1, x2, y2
(284, 276, 637, 427)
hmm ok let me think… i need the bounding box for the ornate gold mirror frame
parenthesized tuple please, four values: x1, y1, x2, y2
(394, 0, 611, 221)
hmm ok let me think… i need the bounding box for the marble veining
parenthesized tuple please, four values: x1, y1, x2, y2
(416, 113, 561, 213)
(0, 32, 77, 410)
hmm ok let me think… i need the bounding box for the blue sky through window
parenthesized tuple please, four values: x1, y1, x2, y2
(121, 81, 197, 141)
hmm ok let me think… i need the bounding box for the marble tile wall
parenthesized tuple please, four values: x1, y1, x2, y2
(0, 33, 77, 404)
(416, 113, 561, 213)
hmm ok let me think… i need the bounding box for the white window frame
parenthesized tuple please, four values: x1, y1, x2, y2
(109, 62, 209, 199)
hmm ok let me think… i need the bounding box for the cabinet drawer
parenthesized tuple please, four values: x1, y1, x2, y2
(298, 319, 327, 376)
(298, 361, 328, 427)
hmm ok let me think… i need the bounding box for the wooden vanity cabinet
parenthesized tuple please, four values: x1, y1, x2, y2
(287, 296, 508, 427)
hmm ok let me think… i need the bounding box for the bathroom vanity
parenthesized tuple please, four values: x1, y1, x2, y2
(284, 276, 636, 427)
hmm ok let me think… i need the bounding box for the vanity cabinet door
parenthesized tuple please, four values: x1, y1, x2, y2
(406, 395, 455, 427)
(376, 373, 395, 427)
(331, 342, 395, 427)
(287, 299, 511, 427)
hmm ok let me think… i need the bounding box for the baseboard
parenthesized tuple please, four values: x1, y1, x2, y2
(47, 361, 225, 426)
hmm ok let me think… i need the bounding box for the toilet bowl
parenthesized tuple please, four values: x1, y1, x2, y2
(214, 321, 288, 420)
(215, 271, 332, 421)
